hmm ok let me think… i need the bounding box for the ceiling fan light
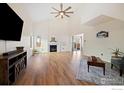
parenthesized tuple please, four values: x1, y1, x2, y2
(60, 12, 64, 16)
(51, 4, 73, 19)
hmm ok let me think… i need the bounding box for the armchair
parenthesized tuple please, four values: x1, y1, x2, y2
(111, 56, 124, 76)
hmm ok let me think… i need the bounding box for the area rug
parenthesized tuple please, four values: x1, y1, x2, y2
(76, 59, 124, 85)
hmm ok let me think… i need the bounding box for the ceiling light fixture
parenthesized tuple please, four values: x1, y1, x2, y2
(51, 3, 74, 19)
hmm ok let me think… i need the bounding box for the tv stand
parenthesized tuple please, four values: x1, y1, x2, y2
(0, 50, 27, 85)
(3, 50, 19, 56)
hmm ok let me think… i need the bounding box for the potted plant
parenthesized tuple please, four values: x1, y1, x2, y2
(112, 48, 123, 57)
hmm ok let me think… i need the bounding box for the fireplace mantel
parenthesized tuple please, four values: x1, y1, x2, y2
(49, 42, 58, 45)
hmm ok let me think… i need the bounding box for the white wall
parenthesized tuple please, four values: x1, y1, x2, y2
(32, 18, 74, 52)
(93, 20, 124, 62)
(0, 40, 5, 54)
(77, 19, 124, 62)
(69, 3, 124, 62)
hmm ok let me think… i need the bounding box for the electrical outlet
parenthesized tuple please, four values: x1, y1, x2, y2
(101, 53, 103, 56)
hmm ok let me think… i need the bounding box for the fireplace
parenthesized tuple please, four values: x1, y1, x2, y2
(50, 45, 57, 52)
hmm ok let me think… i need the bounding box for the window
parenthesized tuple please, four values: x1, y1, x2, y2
(36, 36, 41, 47)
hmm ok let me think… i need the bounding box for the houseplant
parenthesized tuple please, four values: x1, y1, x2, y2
(112, 48, 123, 57)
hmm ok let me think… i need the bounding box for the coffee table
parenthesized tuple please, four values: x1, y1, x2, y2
(87, 57, 105, 75)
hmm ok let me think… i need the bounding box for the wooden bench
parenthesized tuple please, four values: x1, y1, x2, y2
(87, 56, 105, 75)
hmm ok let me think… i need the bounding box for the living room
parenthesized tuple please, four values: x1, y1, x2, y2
(0, 1, 124, 89)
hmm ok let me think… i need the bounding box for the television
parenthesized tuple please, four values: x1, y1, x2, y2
(0, 3, 23, 41)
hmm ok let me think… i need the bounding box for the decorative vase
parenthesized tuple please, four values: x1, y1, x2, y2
(16, 46, 24, 52)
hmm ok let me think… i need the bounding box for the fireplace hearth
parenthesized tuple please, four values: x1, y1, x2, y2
(50, 45, 57, 52)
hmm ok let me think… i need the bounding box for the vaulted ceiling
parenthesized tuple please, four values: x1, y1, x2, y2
(18, 3, 84, 22)
(84, 15, 116, 26)
(9, 3, 124, 25)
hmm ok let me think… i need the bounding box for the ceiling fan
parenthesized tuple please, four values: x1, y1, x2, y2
(51, 3, 74, 19)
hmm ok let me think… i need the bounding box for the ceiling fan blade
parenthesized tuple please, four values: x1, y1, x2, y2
(55, 14, 60, 17)
(60, 3, 63, 11)
(64, 6, 71, 11)
(66, 11, 74, 14)
(50, 12, 58, 14)
(65, 14, 70, 17)
(52, 7, 59, 11)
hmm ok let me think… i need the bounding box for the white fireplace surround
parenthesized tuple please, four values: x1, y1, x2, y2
(49, 42, 57, 45)
(49, 42, 60, 52)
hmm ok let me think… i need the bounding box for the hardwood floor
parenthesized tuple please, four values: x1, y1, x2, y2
(15, 51, 95, 85)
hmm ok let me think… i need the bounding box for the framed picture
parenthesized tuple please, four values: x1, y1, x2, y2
(96, 31, 109, 38)
(50, 37, 56, 42)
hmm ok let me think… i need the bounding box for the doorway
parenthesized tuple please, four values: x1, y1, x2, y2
(72, 34, 84, 52)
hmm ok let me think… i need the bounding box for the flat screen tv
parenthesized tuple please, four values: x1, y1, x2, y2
(0, 3, 23, 41)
